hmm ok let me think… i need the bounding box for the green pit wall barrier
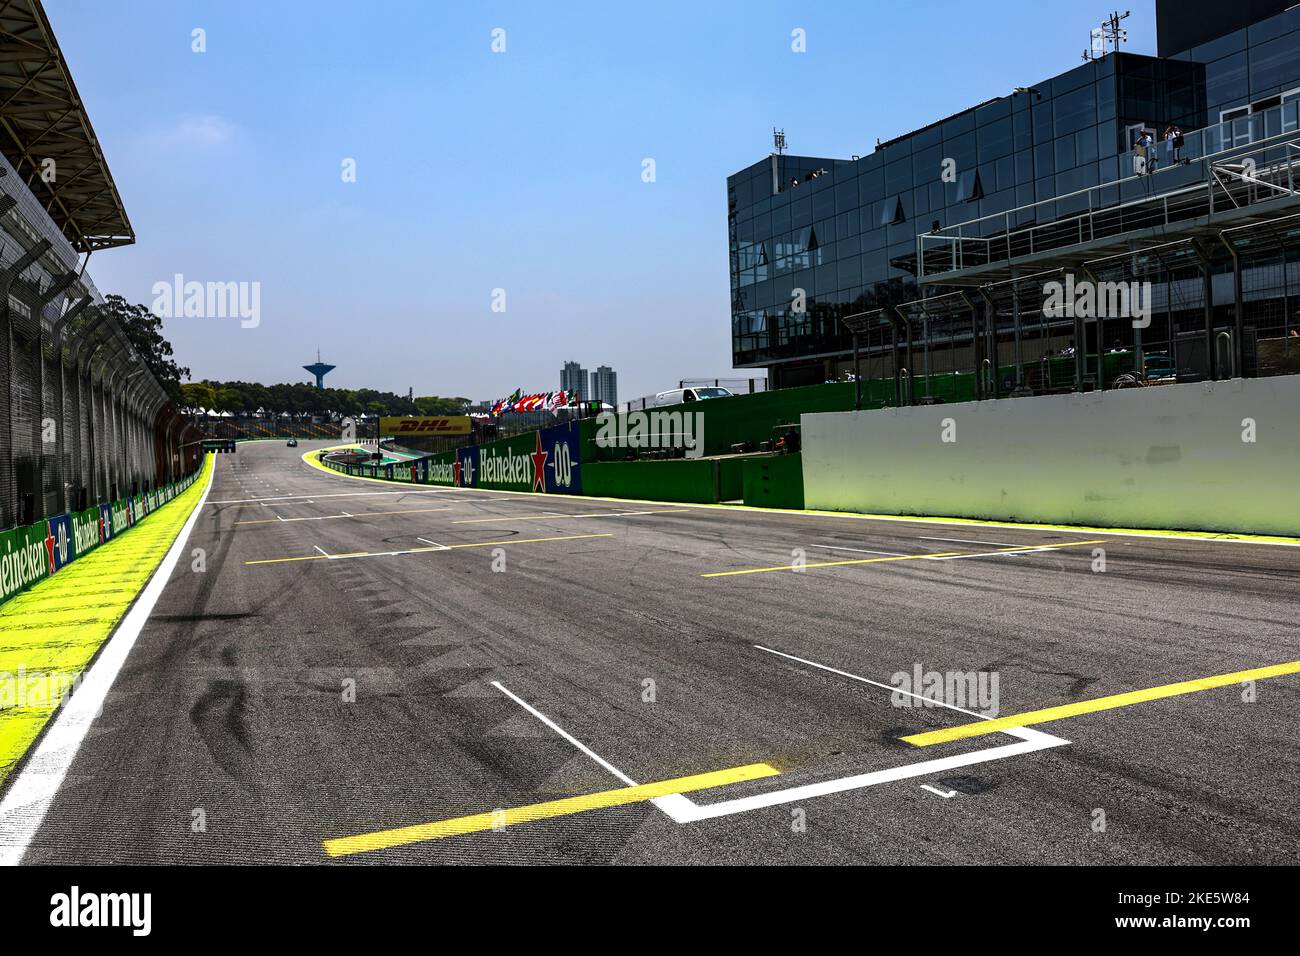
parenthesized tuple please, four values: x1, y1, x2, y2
(0, 464, 206, 608)
(582, 459, 719, 503)
(579, 374, 980, 462)
(742, 454, 805, 510)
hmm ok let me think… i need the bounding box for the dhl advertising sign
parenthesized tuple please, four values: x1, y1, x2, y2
(380, 416, 472, 437)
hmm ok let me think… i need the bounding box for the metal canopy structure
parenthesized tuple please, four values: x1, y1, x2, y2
(0, 0, 134, 253)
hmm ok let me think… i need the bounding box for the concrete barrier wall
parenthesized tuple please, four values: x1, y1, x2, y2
(801, 374, 1300, 536)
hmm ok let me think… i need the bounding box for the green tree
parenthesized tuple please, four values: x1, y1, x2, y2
(102, 294, 189, 404)
(414, 396, 470, 415)
(180, 381, 215, 412)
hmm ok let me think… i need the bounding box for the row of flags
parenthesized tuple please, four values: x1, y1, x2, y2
(489, 388, 581, 417)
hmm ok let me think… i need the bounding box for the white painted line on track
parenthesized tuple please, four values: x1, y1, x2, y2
(490, 681, 694, 821)
(754, 645, 991, 720)
(313, 545, 330, 557)
(920, 784, 957, 799)
(655, 645, 1075, 823)
(0, 456, 218, 866)
(416, 537, 449, 550)
(923, 545, 1066, 562)
(673, 729, 1067, 821)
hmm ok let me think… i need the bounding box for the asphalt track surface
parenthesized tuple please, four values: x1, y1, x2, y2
(10, 440, 1300, 864)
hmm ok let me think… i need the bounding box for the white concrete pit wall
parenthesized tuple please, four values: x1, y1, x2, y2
(800, 375, 1300, 536)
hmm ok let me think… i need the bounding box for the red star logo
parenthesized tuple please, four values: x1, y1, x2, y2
(44, 525, 56, 573)
(452, 460, 462, 487)
(531, 431, 549, 493)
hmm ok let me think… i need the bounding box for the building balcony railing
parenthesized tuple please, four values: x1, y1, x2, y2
(918, 102, 1300, 284)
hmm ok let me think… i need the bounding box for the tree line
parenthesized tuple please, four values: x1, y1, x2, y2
(90, 295, 470, 420)
(180, 380, 470, 419)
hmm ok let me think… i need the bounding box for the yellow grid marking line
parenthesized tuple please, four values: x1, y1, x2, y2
(702, 540, 1108, 577)
(902, 660, 1300, 746)
(244, 532, 614, 565)
(451, 509, 690, 524)
(322, 762, 780, 857)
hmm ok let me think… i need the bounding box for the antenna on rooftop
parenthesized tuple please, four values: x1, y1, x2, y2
(1103, 10, 1129, 53)
(1084, 10, 1130, 60)
(773, 128, 787, 156)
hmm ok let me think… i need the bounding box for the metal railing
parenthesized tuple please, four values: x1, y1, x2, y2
(919, 102, 1300, 281)
(619, 377, 768, 412)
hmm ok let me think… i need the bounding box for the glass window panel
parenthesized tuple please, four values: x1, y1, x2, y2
(770, 202, 790, 234)
(1076, 125, 1099, 164)
(945, 130, 978, 167)
(858, 169, 884, 205)
(977, 116, 1014, 160)
(1206, 52, 1250, 109)
(835, 180, 858, 214)
(1248, 7, 1300, 44)
(911, 124, 942, 151)
(1190, 28, 1246, 63)
(941, 110, 976, 139)
(885, 157, 913, 193)
(995, 154, 1016, 191)
(812, 189, 836, 221)
(1034, 139, 1056, 175)
(1249, 34, 1300, 93)
(911, 143, 944, 184)
(955, 169, 983, 202)
(879, 196, 905, 226)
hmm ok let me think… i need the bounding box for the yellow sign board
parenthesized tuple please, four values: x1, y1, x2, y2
(380, 416, 472, 437)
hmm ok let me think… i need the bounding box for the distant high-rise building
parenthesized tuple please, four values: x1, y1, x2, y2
(560, 360, 588, 399)
(591, 366, 618, 407)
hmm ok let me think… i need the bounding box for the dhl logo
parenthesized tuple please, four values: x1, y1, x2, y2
(396, 419, 458, 432)
(380, 416, 472, 436)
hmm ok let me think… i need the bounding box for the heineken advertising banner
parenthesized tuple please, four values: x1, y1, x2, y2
(0, 464, 204, 607)
(455, 445, 480, 489)
(321, 428, 583, 495)
(539, 421, 582, 495)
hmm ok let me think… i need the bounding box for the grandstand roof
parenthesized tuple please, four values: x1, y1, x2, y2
(0, 0, 133, 253)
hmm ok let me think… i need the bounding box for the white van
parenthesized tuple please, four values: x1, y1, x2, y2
(653, 386, 733, 407)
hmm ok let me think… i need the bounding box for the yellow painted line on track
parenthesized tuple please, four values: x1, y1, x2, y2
(234, 506, 452, 526)
(244, 532, 613, 565)
(451, 509, 691, 524)
(323, 761, 780, 857)
(902, 660, 1300, 747)
(702, 540, 1108, 577)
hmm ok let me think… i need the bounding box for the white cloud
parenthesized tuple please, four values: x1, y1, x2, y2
(147, 114, 239, 149)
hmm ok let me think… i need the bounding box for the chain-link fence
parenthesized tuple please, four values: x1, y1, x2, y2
(0, 199, 200, 532)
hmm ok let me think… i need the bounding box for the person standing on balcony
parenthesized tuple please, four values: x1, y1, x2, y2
(1136, 129, 1155, 174)
(1165, 125, 1185, 165)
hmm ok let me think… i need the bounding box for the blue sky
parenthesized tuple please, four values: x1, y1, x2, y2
(48, 0, 1157, 402)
